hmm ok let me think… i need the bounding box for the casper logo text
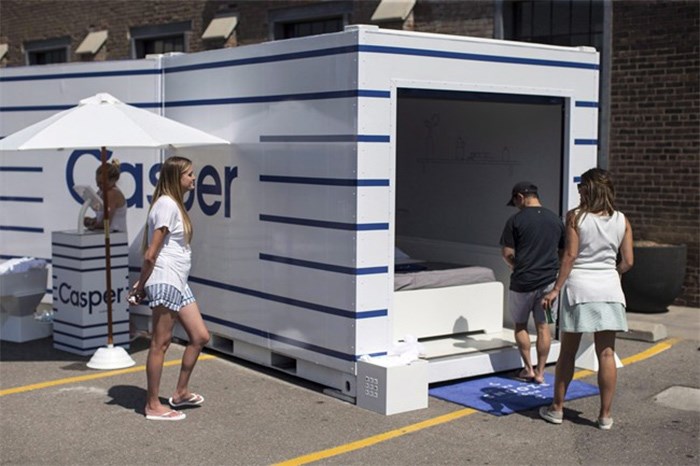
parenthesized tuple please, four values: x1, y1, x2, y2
(66, 150, 238, 217)
(58, 282, 127, 314)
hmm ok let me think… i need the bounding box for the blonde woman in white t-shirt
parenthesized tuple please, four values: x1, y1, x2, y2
(129, 156, 210, 422)
(539, 168, 634, 430)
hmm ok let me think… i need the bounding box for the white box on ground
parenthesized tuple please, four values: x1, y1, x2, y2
(357, 357, 428, 415)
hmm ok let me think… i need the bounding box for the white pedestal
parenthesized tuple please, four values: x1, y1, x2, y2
(356, 357, 429, 415)
(51, 230, 130, 356)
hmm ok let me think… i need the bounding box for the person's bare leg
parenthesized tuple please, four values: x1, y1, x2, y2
(514, 323, 535, 379)
(550, 331, 582, 412)
(170, 301, 210, 403)
(595, 331, 617, 419)
(534, 321, 551, 383)
(145, 306, 177, 415)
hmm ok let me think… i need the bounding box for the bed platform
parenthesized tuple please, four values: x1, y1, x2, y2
(392, 261, 560, 383)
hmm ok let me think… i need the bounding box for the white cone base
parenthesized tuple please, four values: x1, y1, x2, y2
(574, 342, 623, 371)
(87, 344, 136, 370)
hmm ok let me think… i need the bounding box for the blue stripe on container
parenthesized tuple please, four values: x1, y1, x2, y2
(574, 139, 598, 145)
(358, 44, 600, 70)
(53, 318, 130, 329)
(51, 242, 129, 250)
(202, 313, 387, 362)
(259, 134, 389, 143)
(575, 101, 599, 108)
(0, 101, 160, 112)
(573, 176, 582, 183)
(188, 274, 387, 320)
(51, 252, 129, 261)
(0, 166, 42, 172)
(0, 196, 43, 203)
(259, 175, 389, 187)
(166, 45, 358, 73)
(259, 214, 389, 231)
(0, 226, 44, 233)
(165, 89, 389, 108)
(259, 253, 388, 275)
(53, 328, 130, 339)
(0, 89, 391, 114)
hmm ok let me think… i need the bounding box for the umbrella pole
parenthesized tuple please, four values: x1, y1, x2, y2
(100, 146, 114, 346)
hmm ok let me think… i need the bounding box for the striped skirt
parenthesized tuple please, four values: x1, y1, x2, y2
(145, 283, 195, 312)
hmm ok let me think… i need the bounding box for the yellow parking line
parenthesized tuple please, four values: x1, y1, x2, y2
(273, 408, 478, 466)
(276, 338, 683, 465)
(0, 354, 215, 397)
(621, 337, 680, 365)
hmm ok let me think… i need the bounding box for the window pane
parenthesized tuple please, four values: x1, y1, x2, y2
(571, 0, 591, 34)
(569, 33, 591, 47)
(281, 16, 343, 39)
(551, 1, 571, 36)
(135, 36, 184, 58)
(519, 2, 533, 38)
(591, 0, 604, 33)
(532, 1, 552, 37)
(29, 48, 67, 65)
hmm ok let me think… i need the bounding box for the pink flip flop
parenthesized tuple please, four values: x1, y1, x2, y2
(168, 393, 204, 408)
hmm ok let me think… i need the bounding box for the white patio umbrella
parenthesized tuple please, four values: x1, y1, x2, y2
(0, 92, 229, 369)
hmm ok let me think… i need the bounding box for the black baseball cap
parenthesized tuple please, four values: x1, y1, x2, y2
(507, 181, 538, 206)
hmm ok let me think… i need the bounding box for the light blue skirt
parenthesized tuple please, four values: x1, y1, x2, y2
(560, 292, 628, 333)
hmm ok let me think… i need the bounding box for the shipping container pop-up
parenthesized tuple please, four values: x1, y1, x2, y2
(0, 25, 599, 414)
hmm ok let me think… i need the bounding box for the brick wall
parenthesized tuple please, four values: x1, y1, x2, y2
(0, 1, 494, 65)
(412, 0, 494, 37)
(609, 0, 699, 306)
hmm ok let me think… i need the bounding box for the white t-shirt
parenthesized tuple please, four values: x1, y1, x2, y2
(145, 196, 191, 292)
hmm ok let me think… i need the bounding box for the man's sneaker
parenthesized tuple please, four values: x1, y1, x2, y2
(539, 406, 563, 424)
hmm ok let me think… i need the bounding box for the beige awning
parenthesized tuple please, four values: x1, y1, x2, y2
(76, 30, 108, 55)
(202, 16, 238, 40)
(0, 44, 8, 60)
(371, 0, 416, 22)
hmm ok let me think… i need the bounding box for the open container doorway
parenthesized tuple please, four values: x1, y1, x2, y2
(394, 87, 567, 329)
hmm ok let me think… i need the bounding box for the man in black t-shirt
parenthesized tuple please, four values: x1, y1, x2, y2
(500, 181, 565, 383)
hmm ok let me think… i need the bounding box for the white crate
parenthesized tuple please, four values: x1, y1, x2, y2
(356, 357, 428, 415)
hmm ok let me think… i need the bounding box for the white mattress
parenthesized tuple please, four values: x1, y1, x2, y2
(394, 263, 496, 291)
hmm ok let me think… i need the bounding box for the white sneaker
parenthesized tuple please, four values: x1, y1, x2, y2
(598, 417, 614, 430)
(539, 406, 563, 424)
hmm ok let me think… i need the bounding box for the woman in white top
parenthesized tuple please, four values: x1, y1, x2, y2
(83, 159, 128, 232)
(129, 156, 210, 421)
(539, 168, 634, 430)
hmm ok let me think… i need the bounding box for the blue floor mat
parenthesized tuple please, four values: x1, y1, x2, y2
(429, 372, 599, 416)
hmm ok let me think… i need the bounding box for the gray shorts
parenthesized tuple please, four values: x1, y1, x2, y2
(509, 281, 556, 325)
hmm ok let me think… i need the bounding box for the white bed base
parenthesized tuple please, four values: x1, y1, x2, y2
(393, 281, 560, 384)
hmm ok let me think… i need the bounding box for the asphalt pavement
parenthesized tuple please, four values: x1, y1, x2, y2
(1, 305, 698, 465)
